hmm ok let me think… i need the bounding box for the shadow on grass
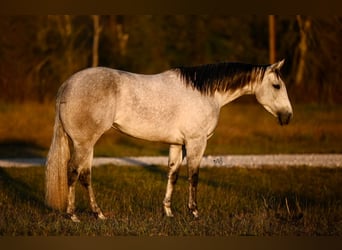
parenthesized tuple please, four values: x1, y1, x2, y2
(0, 139, 47, 158)
(141, 164, 168, 178)
(0, 167, 46, 211)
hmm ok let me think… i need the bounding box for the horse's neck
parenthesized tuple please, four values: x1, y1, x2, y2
(214, 80, 258, 108)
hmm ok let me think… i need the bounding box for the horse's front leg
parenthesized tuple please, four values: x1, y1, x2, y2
(163, 144, 185, 217)
(185, 137, 207, 218)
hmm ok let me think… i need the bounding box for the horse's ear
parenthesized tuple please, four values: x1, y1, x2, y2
(270, 59, 285, 70)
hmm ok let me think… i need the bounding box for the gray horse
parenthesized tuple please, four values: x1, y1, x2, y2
(45, 60, 292, 222)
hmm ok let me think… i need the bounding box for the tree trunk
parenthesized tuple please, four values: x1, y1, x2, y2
(268, 15, 276, 64)
(92, 15, 102, 67)
(295, 15, 311, 87)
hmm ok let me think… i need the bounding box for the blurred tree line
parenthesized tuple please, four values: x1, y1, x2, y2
(0, 15, 341, 104)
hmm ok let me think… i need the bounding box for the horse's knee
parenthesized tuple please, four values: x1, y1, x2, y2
(168, 167, 179, 185)
(188, 171, 199, 186)
(79, 168, 91, 187)
(67, 166, 79, 186)
(67, 143, 93, 187)
(187, 164, 200, 185)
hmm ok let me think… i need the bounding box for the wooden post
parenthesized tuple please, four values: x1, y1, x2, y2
(269, 15, 276, 64)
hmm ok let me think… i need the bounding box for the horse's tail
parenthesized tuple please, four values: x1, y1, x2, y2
(45, 94, 70, 211)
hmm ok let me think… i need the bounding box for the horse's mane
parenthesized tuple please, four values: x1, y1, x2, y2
(173, 62, 270, 95)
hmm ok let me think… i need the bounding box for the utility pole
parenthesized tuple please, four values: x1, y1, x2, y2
(268, 15, 276, 64)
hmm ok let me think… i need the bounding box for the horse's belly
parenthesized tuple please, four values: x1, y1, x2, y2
(112, 120, 184, 145)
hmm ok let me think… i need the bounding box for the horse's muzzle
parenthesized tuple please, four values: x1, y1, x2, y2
(277, 112, 292, 126)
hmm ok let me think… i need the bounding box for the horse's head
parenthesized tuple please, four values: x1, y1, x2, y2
(255, 59, 293, 125)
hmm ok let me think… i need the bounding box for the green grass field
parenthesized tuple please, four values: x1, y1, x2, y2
(0, 101, 341, 236)
(0, 165, 341, 236)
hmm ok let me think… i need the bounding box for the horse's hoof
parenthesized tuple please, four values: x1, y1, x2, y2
(188, 208, 199, 219)
(94, 212, 107, 220)
(166, 213, 174, 218)
(98, 213, 107, 220)
(69, 214, 81, 222)
(164, 206, 174, 218)
(192, 210, 199, 219)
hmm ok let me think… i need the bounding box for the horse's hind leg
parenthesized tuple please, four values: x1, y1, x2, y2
(66, 143, 105, 221)
(163, 144, 185, 217)
(66, 144, 85, 222)
(78, 152, 106, 220)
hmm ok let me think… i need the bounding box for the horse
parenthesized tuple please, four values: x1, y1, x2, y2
(45, 60, 293, 222)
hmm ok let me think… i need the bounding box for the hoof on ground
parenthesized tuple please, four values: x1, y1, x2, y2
(164, 206, 174, 218)
(69, 214, 81, 223)
(190, 209, 199, 219)
(95, 212, 107, 220)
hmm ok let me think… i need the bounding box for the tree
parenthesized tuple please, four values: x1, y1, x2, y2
(268, 15, 276, 64)
(92, 15, 102, 67)
(295, 15, 311, 87)
(1, 16, 341, 104)
(33, 15, 93, 101)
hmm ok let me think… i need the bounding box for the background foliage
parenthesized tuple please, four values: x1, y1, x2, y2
(0, 15, 341, 104)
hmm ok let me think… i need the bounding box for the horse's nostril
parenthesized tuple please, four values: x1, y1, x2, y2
(277, 112, 292, 126)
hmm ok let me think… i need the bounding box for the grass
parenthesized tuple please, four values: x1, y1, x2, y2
(0, 165, 341, 236)
(0, 99, 342, 157)
(0, 100, 341, 235)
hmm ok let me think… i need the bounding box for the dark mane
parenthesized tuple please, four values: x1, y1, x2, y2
(173, 62, 268, 95)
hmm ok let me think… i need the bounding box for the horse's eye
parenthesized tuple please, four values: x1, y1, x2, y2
(272, 84, 281, 90)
